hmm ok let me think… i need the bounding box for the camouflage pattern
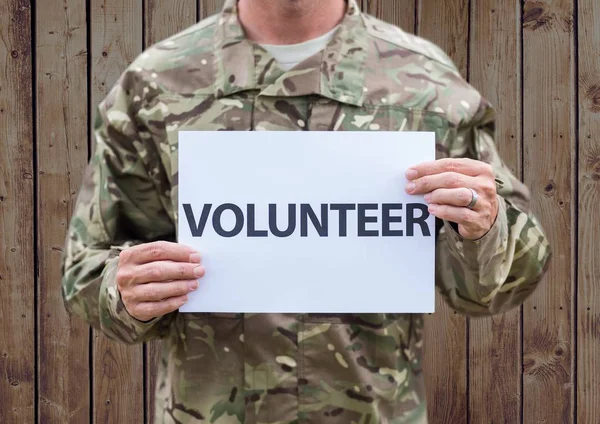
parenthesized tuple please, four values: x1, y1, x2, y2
(61, 0, 552, 422)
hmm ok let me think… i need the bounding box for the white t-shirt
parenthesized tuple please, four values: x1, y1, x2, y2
(259, 26, 339, 71)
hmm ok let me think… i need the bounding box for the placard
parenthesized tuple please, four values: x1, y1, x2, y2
(178, 131, 435, 313)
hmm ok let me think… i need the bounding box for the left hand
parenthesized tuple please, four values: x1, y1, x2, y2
(405, 158, 499, 240)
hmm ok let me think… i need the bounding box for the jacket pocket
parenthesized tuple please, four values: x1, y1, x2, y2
(308, 102, 453, 160)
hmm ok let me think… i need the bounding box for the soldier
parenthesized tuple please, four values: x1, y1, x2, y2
(61, 0, 552, 422)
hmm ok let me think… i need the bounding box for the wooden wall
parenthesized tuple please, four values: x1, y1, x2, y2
(1, 0, 598, 422)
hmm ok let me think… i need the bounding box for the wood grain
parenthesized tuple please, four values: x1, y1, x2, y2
(90, 1, 144, 423)
(1, 1, 599, 422)
(362, 0, 416, 33)
(416, 1, 469, 423)
(0, 0, 34, 422)
(36, 1, 90, 423)
(198, 0, 222, 19)
(522, 0, 575, 422)
(143, 1, 197, 421)
(577, 0, 600, 422)
(145, 0, 197, 46)
(468, 1, 522, 422)
(417, 0, 469, 76)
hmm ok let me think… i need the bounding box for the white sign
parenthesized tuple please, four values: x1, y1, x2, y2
(178, 131, 435, 313)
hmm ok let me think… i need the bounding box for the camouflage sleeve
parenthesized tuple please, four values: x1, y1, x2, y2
(61, 71, 176, 344)
(435, 101, 552, 317)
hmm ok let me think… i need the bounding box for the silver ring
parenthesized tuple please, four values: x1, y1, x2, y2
(466, 188, 479, 210)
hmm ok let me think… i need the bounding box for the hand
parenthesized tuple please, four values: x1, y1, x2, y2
(116, 241, 205, 322)
(405, 158, 499, 240)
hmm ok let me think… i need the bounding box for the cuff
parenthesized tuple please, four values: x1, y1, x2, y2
(443, 196, 508, 272)
(99, 255, 160, 342)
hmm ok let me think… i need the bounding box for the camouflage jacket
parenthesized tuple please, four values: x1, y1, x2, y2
(62, 0, 552, 422)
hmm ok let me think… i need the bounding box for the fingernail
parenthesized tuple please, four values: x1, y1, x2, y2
(405, 182, 416, 193)
(429, 205, 437, 213)
(406, 169, 418, 180)
(188, 280, 199, 291)
(424, 194, 431, 202)
(189, 253, 201, 263)
(194, 265, 205, 278)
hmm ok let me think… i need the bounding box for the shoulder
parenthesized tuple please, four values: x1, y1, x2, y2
(112, 14, 220, 100)
(360, 14, 485, 126)
(362, 13, 458, 72)
(134, 13, 220, 72)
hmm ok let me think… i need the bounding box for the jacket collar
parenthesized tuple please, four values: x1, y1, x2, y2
(213, 0, 367, 107)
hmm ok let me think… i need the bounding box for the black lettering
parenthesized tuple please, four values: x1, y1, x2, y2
(358, 204, 379, 237)
(247, 204, 268, 237)
(269, 204, 296, 237)
(190, 203, 426, 238)
(382, 203, 403, 237)
(183, 203, 212, 237)
(300, 204, 328, 237)
(407, 203, 431, 237)
(213, 203, 244, 237)
(330, 204, 356, 237)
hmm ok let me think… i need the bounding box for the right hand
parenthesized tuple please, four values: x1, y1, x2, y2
(116, 241, 205, 322)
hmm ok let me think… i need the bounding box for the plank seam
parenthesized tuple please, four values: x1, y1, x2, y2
(32, 0, 39, 420)
(572, 0, 580, 421)
(86, 0, 94, 422)
(141, 1, 149, 422)
(143, 0, 147, 48)
(413, 0, 418, 35)
(465, 0, 472, 421)
(143, 343, 148, 424)
(519, 0, 525, 420)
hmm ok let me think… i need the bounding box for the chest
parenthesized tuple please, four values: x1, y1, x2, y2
(144, 93, 453, 217)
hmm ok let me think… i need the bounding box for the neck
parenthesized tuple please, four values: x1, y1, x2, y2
(237, 0, 346, 45)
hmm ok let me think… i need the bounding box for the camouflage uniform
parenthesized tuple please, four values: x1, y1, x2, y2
(62, 0, 552, 422)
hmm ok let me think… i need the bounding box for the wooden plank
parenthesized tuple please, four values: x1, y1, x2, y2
(36, 1, 90, 423)
(198, 0, 222, 19)
(362, 0, 416, 33)
(145, 0, 197, 46)
(522, 0, 575, 422)
(145, 344, 161, 424)
(143, 1, 197, 422)
(416, 1, 470, 423)
(577, 0, 600, 421)
(90, 1, 144, 423)
(0, 1, 34, 422)
(468, 1, 522, 423)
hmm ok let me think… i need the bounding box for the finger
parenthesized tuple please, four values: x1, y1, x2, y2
(428, 203, 479, 225)
(131, 280, 199, 302)
(132, 294, 189, 321)
(122, 241, 201, 265)
(406, 172, 476, 195)
(406, 158, 493, 180)
(425, 188, 476, 208)
(133, 261, 205, 284)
